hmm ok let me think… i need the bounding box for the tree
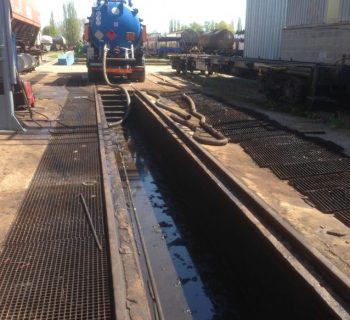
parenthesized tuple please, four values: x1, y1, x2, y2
(189, 22, 203, 32)
(215, 20, 234, 32)
(42, 26, 51, 36)
(237, 17, 242, 32)
(49, 12, 58, 36)
(62, 1, 80, 45)
(203, 21, 211, 32)
(231, 20, 235, 34)
(176, 20, 181, 32)
(42, 12, 58, 36)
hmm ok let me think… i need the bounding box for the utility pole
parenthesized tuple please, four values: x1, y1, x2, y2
(0, 0, 24, 131)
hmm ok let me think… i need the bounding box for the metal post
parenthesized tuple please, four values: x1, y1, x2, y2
(0, 0, 24, 131)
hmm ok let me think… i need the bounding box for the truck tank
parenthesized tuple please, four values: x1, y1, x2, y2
(87, 0, 146, 82)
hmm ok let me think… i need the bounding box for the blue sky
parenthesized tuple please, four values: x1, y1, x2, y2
(38, 0, 246, 33)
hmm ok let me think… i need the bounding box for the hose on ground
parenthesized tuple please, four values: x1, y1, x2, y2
(182, 93, 228, 145)
(192, 131, 229, 146)
(147, 90, 191, 120)
(169, 114, 197, 131)
(102, 44, 131, 126)
(146, 90, 228, 146)
(155, 100, 191, 121)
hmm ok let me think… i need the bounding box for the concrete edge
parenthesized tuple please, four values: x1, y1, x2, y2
(95, 87, 152, 320)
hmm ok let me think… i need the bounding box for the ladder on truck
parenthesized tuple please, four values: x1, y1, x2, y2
(0, 0, 24, 131)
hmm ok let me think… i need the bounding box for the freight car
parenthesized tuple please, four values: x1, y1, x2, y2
(10, 0, 42, 71)
(146, 29, 238, 57)
(85, 0, 146, 82)
(170, 54, 350, 104)
(10, 0, 40, 50)
(199, 29, 234, 54)
(145, 30, 198, 57)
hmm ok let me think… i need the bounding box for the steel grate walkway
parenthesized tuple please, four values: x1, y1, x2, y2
(180, 93, 350, 227)
(0, 80, 113, 319)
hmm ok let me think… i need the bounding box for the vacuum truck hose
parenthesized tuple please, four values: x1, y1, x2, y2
(102, 44, 131, 126)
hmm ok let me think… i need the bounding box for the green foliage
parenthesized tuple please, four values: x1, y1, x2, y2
(215, 20, 234, 32)
(42, 12, 58, 36)
(237, 17, 242, 32)
(169, 18, 240, 33)
(42, 26, 51, 36)
(189, 22, 203, 32)
(62, 1, 81, 45)
(74, 41, 84, 58)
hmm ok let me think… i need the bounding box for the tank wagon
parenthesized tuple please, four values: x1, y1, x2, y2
(199, 29, 234, 54)
(146, 29, 237, 57)
(86, 0, 146, 82)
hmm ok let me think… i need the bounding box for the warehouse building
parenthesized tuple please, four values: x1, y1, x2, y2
(245, 0, 350, 63)
(281, 0, 350, 63)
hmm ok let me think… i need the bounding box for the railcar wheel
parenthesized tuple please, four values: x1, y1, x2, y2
(283, 78, 305, 104)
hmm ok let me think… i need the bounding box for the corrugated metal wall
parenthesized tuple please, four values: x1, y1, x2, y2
(244, 0, 288, 59)
(286, 0, 327, 26)
(340, 0, 350, 22)
(286, 0, 350, 25)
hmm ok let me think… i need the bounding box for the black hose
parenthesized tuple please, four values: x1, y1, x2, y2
(193, 131, 229, 146)
(102, 44, 131, 126)
(169, 114, 197, 131)
(182, 93, 228, 145)
(155, 100, 191, 120)
(146, 90, 228, 146)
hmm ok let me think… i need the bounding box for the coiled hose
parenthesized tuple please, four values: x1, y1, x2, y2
(103, 44, 131, 126)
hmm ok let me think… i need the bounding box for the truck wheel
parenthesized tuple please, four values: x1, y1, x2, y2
(137, 71, 146, 82)
(128, 71, 146, 82)
(88, 69, 101, 83)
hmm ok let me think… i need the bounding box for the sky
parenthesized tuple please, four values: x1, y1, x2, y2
(38, 0, 246, 33)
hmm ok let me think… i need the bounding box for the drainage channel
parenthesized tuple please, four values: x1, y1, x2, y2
(131, 92, 350, 319)
(110, 117, 346, 319)
(112, 124, 240, 319)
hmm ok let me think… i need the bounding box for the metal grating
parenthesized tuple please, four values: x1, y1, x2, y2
(289, 172, 350, 193)
(0, 79, 113, 319)
(270, 159, 350, 180)
(306, 188, 350, 213)
(245, 146, 340, 167)
(335, 210, 350, 228)
(240, 135, 308, 150)
(185, 93, 350, 222)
